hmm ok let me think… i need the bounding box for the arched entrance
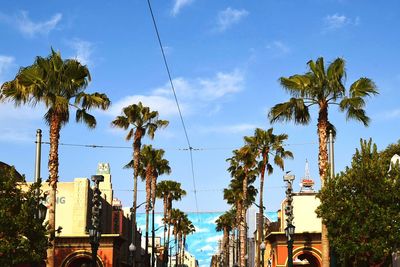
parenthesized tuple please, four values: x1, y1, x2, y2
(61, 250, 104, 267)
(295, 253, 321, 267)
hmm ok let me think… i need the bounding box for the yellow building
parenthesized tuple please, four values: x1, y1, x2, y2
(25, 163, 142, 267)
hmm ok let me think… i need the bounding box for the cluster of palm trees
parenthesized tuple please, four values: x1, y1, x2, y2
(0, 49, 197, 267)
(217, 127, 292, 267)
(216, 57, 378, 267)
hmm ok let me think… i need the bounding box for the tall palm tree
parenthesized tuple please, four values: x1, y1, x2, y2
(180, 216, 195, 265)
(0, 49, 110, 267)
(216, 209, 236, 267)
(268, 57, 378, 266)
(156, 180, 186, 252)
(111, 102, 168, 256)
(131, 145, 171, 254)
(227, 146, 258, 267)
(170, 208, 185, 266)
(244, 128, 293, 267)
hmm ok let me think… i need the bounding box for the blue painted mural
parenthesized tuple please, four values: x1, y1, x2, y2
(137, 211, 278, 267)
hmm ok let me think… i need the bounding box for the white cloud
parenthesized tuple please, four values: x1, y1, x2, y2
(108, 95, 183, 119)
(109, 70, 244, 119)
(266, 41, 291, 56)
(171, 0, 194, 16)
(323, 14, 359, 31)
(199, 123, 258, 134)
(69, 39, 94, 66)
(206, 234, 223, 243)
(15, 11, 62, 37)
(0, 102, 44, 121)
(377, 108, 400, 120)
(0, 55, 15, 82)
(0, 128, 33, 142)
(197, 245, 214, 252)
(216, 7, 249, 32)
(195, 226, 210, 233)
(0, 103, 45, 143)
(199, 70, 244, 100)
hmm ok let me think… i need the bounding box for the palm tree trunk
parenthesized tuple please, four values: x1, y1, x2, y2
(150, 173, 157, 261)
(163, 197, 167, 248)
(132, 130, 143, 267)
(145, 168, 152, 255)
(47, 115, 61, 267)
(257, 153, 267, 267)
(223, 228, 229, 267)
(240, 173, 248, 267)
(318, 105, 330, 267)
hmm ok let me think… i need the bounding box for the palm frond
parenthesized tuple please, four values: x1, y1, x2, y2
(349, 78, 378, 98)
(75, 109, 96, 128)
(269, 98, 311, 125)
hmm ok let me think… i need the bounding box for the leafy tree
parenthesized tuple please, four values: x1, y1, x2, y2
(1, 49, 110, 266)
(244, 128, 293, 267)
(317, 139, 400, 267)
(0, 164, 48, 266)
(269, 57, 378, 266)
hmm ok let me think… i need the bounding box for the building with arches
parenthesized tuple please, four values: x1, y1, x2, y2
(265, 163, 322, 267)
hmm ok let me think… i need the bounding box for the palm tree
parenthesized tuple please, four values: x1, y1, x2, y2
(156, 180, 186, 252)
(224, 178, 257, 267)
(268, 57, 378, 266)
(244, 128, 293, 267)
(216, 209, 236, 267)
(180, 216, 195, 265)
(111, 102, 168, 255)
(170, 208, 185, 266)
(0, 49, 110, 267)
(131, 144, 171, 254)
(227, 146, 258, 267)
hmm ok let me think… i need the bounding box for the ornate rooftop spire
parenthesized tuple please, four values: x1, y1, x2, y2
(300, 159, 315, 192)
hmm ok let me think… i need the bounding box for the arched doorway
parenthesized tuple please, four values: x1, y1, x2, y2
(61, 250, 104, 267)
(295, 253, 321, 267)
(67, 257, 91, 267)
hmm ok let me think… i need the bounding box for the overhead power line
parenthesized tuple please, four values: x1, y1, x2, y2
(145, 0, 200, 215)
(39, 141, 317, 150)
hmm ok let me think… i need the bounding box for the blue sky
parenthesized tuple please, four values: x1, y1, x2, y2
(1, 0, 400, 217)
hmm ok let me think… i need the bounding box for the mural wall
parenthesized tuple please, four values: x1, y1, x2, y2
(137, 211, 278, 267)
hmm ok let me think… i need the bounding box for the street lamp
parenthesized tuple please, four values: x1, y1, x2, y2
(128, 243, 136, 266)
(90, 175, 104, 267)
(260, 241, 266, 267)
(283, 173, 295, 267)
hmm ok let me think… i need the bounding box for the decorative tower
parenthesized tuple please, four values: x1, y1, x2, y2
(300, 159, 315, 192)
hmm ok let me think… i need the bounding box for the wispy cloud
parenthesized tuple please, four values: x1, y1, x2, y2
(323, 14, 359, 31)
(108, 70, 244, 119)
(199, 123, 258, 134)
(171, 0, 194, 16)
(11, 11, 62, 37)
(266, 41, 291, 56)
(0, 103, 45, 143)
(0, 128, 34, 143)
(69, 39, 94, 66)
(197, 245, 214, 252)
(206, 234, 223, 243)
(216, 7, 248, 32)
(378, 108, 400, 120)
(0, 55, 15, 83)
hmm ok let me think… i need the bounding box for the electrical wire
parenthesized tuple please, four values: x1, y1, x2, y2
(145, 0, 200, 215)
(38, 141, 317, 151)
